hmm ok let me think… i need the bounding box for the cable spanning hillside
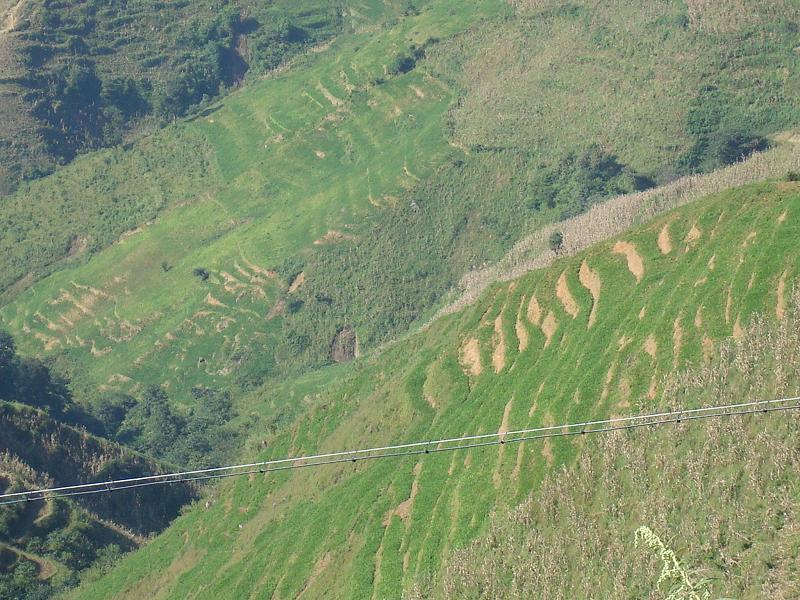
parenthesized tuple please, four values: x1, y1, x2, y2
(3, 396, 799, 506)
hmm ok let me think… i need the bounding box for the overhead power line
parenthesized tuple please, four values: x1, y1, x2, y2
(1, 396, 799, 506)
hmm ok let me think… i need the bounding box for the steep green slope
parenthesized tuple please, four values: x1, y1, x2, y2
(3, 0, 799, 412)
(412, 306, 800, 598)
(69, 180, 800, 599)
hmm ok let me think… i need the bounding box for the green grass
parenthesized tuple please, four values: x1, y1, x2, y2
(4, 0, 799, 413)
(0, 0, 505, 405)
(66, 181, 800, 599)
(0, 0, 346, 189)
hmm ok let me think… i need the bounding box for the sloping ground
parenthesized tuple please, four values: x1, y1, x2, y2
(0, 0, 503, 403)
(0, 401, 193, 534)
(69, 181, 800, 599)
(0, 401, 193, 597)
(4, 0, 800, 411)
(416, 301, 800, 598)
(0, 0, 347, 192)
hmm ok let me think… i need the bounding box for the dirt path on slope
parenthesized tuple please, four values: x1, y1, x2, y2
(1, 544, 58, 580)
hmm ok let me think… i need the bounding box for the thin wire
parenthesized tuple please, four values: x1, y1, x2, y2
(1, 396, 798, 506)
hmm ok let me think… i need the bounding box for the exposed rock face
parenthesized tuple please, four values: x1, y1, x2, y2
(330, 326, 359, 363)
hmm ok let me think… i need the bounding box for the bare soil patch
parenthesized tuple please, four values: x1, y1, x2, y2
(733, 315, 744, 340)
(777, 270, 789, 319)
(741, 230, 757, 248)
(383, 463, 421, 526)
(492, 314, 506, 373)
(657, 223, 672, 254)
(685, 223, 702, 246)
(526, 294, 542, 325)
(316, 82, 345, 107)
(288, 271, 305, 293)
(672, 316, 683, 368)
(313, 230, 356, 245)
(556, 272, 579, 318)
(515, 297, 529, 352)
(612, 241, 644, 282)
(644, 334, 657, 359)
(460, 338, 482, 376)
(578, 260, 601, 328)
(204, 293, 228, 308)
(541, 311, 558, 347)
(493, 399, 514, 488)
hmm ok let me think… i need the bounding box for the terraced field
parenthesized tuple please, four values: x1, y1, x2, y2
(0, 0, 504, 403)
(69, 180, 800, 599)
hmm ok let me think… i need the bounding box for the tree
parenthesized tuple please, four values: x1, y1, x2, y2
(549, 231, 564, 254)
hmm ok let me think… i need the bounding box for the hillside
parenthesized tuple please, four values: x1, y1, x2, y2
(0, 0, 344, 193)
(0, 401, 193, 598)
(68, 179, 800, 599)
(0, 1, 798, 598)
(2, 0, 799, 414)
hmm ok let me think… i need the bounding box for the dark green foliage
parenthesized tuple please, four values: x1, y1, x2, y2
(192, 267, 210, 281)
(1, 0, 343, 192)
(388, 42, 429, 75)
(277, 147, 650, 370)
(0, 329, 71, 418)
(116, 385, 240, 468)
(548, 231, 564, 253)
(529, 144, 654, 220)
(0, 399, 195, 599)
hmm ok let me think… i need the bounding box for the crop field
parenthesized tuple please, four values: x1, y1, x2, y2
(68, 180, 800, 599)
(0, 0, 504, 404)
(4, 0, 799, 410)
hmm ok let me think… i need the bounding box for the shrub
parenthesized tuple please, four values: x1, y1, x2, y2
(548, 231, 564, 254)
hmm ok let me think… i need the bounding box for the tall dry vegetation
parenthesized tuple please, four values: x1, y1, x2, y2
(510, 0, 800, 33)
(409, 288, 800, 599)
(684, 0, 800, 33)
(439, 140, 800, 316)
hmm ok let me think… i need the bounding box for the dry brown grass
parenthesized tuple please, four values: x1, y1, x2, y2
(437, 142, 800, 318)
(408, 289, 800, 600)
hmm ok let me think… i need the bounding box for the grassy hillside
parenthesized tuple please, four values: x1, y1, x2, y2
(0, 0, 505, 404)
(3, 0, 799, 413)
(411, 304, 800, 599)
(67, 180, 800, 599)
